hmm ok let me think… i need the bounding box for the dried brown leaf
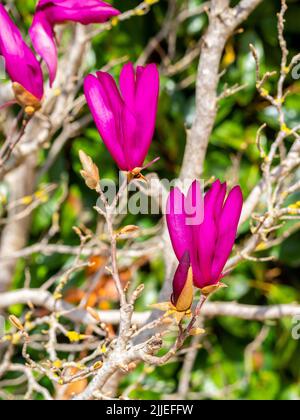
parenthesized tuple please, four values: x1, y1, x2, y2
(9, 315, 24, 331)
(117, 225, 140, 236)
(79, 150, 100, 190)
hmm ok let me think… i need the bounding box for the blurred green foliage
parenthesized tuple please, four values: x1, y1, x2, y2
(2, 0, 300, 400)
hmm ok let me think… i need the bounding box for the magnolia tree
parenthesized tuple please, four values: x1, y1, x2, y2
(0, 0, 299, 401)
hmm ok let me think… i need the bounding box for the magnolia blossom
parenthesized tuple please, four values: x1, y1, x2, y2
(171, 251, 194, 313)
(167, 180, 243, 297)
(0, 4, 43, 101)
(84, 63, 159, 172)
(29, 0, 120, 85)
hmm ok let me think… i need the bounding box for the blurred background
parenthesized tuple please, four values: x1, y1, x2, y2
(1, 0, 300, 399)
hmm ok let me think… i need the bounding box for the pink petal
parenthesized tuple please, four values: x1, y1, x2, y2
(119, 62, 136, 111)
(192, 180, 223, 288)
(96, 71, 138, 170)
(0, 4, 44, 100)
(31, 1, 120, 84)
(122, 106, 138, 170)
(214, 182, 227, 218)
(166, 187, 192, 261)
(83, 73, 127, 170)
(29, 12, 57, 87)
(185, 180, 204, 226)
(84, 63, 159, 171)
(133, 63, 159, 167)
(211, 185, 243, 281)
(37, 0, 120, 24)
(171, 251, 190, 307)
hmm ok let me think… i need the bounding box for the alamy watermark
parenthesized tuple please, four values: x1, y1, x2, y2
(96, 173, 204, 225)
(0, 56, 6, 80)
(291, 61, 300, 80)
(292, 315, 300, 340)
(0, 56, 9, 109)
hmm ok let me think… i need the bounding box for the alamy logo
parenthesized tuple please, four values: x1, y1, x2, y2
(291, 315, 300, 340)
(95, 175, 205, 225)
(291, 62, 300, 80)
(0, 56, 6, 80)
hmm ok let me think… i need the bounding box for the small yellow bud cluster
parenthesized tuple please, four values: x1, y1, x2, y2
(283, 66, 290, 74)
(66, 331, 87, 343)
(274, 97, 284, 105)
(135, 0, 159, 16)
(93, 361, 103, 370)
(281, 123, 292, 135)
(111, 17, 119, 27)
(21, 189, 49, 205)
(288, 201, 300, 215)
(135, 8, 147, 16)
(260, 88, 269, 97)
(35, 189, 49, 203)
(288, 208, 299, 215)
(53, 360, 63, 369)
(255, 242, 267, 251)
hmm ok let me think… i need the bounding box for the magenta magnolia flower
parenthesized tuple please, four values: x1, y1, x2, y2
(84, 63, 160, 172)
(0, 4, 43, 101)
(167, 180, 243, 291)
(29, 0, 120, 86)
(171, 251, 194, 312)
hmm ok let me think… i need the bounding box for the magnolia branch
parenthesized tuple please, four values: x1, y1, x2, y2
(180, 0, 263, 181)
(0, 289, 300, 325)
